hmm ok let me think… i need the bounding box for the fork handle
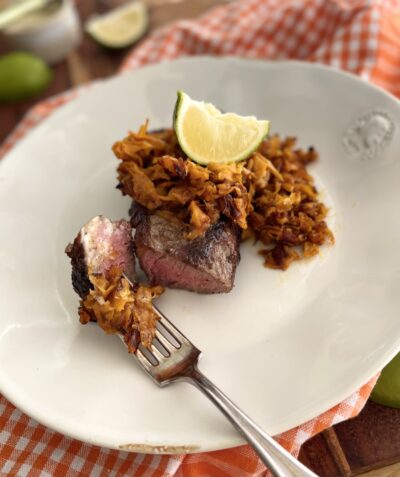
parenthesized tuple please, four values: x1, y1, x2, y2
(186, 367, 318, 477)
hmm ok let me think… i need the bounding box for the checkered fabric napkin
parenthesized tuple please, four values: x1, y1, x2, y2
(1, 0, 399, 475)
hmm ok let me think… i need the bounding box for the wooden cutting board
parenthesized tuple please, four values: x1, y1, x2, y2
(299, 401, 400, 476)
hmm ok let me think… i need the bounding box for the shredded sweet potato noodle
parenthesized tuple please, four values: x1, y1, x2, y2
(79, 267, 164, 351)
(114, 122, 334, 270)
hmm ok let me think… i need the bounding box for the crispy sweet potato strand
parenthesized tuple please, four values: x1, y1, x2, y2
(79, 267, 164, 351)
(114, 126, 249, 239)
(113, 123, 334, 270)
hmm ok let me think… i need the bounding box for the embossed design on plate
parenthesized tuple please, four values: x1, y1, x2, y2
(343, 110, 394, 160)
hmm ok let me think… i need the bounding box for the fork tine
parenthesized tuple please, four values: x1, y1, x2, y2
(154, 306, 190, 344)
(136, 347, 154, 371)
(155, 328, 176, 353)
(152, 336, 170, 357)
(149, 342, 166, 362)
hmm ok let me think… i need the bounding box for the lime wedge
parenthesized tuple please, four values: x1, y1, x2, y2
(173, 91, 270, 165)
(0, 51, 52, 103)
(371, 352, 400, 408)
(86, 1, 148, 49)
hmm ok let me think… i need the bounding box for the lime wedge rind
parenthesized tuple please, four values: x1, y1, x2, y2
(173, 91, 270, 165)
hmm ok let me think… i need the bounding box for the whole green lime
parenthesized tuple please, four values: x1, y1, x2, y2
(0, 51, 52, 103)
(371, 352, 400, 408)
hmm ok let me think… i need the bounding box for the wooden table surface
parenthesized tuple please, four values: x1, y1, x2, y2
(1, 1, 399, 476)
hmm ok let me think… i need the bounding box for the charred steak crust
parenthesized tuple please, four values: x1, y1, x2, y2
(131, 203, 241, 294)
(65, 236, 92, 299)
(129, 201, 146, 229)
(183, 220, 240, 270)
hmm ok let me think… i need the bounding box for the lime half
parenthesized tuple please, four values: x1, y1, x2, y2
(371, 352, 400, 408)
(173, 91, 270, 165)
(0, 52, 52, 103)
(86, 1, 148, 49)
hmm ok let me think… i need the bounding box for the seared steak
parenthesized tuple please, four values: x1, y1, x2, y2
(65, 216, 135, 299)
(131, 204, 240, 294)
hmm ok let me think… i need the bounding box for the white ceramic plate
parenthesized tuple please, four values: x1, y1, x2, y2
(1, 58, 400, 454)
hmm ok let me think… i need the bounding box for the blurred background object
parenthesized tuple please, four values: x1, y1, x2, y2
(0, 0, 81, 64)
(85, 1, 148, 49)
(0, 0, 62, 30)
(0, 0, 228, 139)
(371, 352, 400, 409)
(0, 51, 52, 102)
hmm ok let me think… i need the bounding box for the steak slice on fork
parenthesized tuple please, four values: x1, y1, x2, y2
(65, 215, 136, 299)
(65, 215, 162, 351)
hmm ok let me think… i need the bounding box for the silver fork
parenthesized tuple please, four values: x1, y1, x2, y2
(119, 307, 319, 477)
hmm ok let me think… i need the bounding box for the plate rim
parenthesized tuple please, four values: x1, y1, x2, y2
(1, 56, 400, 454)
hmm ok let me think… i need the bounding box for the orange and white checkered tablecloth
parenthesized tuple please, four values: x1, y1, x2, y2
(1, 0, 400, 475)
